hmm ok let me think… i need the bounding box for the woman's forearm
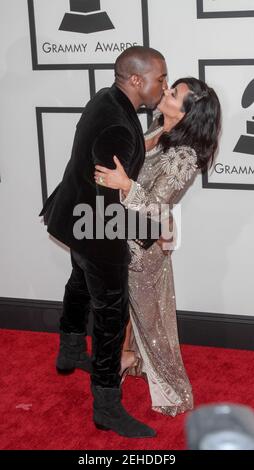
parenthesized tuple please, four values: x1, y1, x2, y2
(122, 178, 132, 196)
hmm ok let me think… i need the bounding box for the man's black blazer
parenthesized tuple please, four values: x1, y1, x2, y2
(40, 84, 156, 265)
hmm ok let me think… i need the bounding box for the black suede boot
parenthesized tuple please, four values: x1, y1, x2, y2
(56, 332, 92, 373)
(92, 385, 156, 438)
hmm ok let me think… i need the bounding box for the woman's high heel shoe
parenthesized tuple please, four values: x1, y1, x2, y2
(120, 350, 139, 384)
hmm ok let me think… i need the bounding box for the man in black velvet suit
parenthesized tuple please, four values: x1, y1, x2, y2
(40, 46, 167, 437)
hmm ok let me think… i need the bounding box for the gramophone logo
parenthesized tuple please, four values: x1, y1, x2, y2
(199, 59, 254, 190)
(233, 80, 254, 156)
(28, 0, 148, 69)
(59, 0, 115, 34)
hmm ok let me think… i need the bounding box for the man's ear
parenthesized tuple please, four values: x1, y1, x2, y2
(130, 74, 143, 88)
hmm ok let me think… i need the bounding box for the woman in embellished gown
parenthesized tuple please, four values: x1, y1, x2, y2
(94, 77, 221, 416)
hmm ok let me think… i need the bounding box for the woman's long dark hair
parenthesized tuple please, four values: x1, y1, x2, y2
(158, 77, 221, 170)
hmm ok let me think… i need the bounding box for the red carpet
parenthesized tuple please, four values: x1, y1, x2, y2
(1, 329, 254, 450)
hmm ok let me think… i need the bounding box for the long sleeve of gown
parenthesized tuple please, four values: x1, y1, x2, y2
(121, 145, 197, 215)
(121, 145, 197, 271)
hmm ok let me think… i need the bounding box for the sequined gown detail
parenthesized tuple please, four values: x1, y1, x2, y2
(122, 126, 197, 416)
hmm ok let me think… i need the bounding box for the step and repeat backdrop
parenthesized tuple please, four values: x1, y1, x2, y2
(1, 0, 254, 317)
